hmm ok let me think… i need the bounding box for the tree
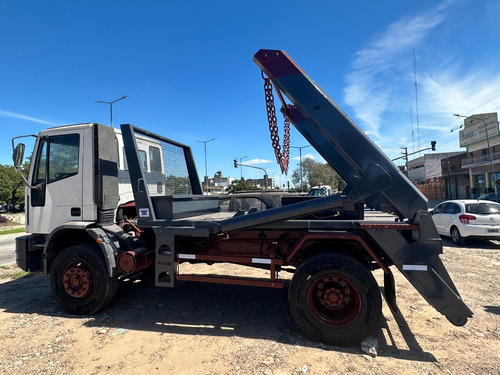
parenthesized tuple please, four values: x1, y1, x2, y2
(165, 175, 192, 195)
(0, 164, 25, 210)
(291, 159, 345, 191)
(226, 178, 259, 194)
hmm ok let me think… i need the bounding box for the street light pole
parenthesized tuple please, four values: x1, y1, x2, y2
(96, 95, 127, 128)
(291, 145, 311, 192)
(454, 114, 497, 197)
(197, 138, 214, 193)
(235, 155, 247, 179)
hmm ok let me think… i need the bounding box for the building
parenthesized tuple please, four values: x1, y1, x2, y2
(457, 113, 500, 197)
(441, 152, 469, 199)
(407, 152, 463, 183)
(246, 175, 275, 190)
(202, 171, 235, 195)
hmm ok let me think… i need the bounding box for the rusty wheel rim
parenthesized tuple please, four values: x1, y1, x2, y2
(62, 263, 94, 299)
(307, 275, 361, 327)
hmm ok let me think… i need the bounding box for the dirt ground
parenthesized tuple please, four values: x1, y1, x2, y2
(0, 238, 499, 375)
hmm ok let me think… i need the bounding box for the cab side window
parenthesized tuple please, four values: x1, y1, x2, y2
(32, 134, 80, 185)
(149, 146, 162, 173)
(31, 133, 80, 207)
(47, 134, 79, 183)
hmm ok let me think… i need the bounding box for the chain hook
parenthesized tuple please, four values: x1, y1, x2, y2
(262, 73, 290, 175)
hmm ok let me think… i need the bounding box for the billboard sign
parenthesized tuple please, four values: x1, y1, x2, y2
(459, 113, 499, 147)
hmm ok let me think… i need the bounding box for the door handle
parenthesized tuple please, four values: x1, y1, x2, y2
(138, 178, 145, 193)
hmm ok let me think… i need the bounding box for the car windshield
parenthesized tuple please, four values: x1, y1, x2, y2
(465, 203, 500, 215)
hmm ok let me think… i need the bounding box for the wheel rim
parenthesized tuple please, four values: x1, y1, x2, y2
(307, 275, 362, 327)
(62, 263, 94, 299)
(451, 228, 459, 243)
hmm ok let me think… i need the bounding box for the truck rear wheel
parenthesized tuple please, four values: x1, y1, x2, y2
(50, 244, 118, 315)
(288, 253, 382, 345)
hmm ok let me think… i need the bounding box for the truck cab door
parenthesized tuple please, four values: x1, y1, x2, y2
(28, 132, 83, 234)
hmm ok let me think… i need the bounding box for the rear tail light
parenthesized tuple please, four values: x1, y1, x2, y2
(459, 214, 476, 224)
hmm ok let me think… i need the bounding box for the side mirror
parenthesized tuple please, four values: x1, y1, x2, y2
(13, 143, 25, 168)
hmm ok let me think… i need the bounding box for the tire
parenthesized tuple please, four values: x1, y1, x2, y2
(450, 226, 465, 245)
(50, 244, 118, 315)
(288, 253, 382, 346)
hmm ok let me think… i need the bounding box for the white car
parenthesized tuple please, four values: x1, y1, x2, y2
(430, 199, 500, 244)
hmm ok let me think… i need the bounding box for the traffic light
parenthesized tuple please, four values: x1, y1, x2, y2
(233, 159, 238, 168)
(431, 140, 436, 151)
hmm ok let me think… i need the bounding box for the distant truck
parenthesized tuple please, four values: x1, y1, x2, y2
(12, 49, 472, 346)
(307, 184, 333, 197)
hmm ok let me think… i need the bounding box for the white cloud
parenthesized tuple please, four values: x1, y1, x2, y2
(421, 70, 500, 120)
(0, 109, 58, 126)
(292, 153, 315, 161)
(343, 4, 448, 140)
(242, 158, 272, 165)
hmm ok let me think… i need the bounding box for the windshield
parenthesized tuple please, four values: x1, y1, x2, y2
(308, 189, 325, 196)
(465, 203, 500, 215)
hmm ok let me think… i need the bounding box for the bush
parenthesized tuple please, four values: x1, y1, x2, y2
(0, 215, 7, 224)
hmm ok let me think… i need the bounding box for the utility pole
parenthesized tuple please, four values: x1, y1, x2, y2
(392, 142, 436, 178)
(197, 138, 214, 194)
(401, 147, 409, 176)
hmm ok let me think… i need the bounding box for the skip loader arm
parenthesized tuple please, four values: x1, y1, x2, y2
(253, 49, 472, 326)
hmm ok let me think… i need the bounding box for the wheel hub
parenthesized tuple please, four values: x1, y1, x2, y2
(323, 287, 344, 307)
(316, 277, 351, 309)
(309, 274, 360, 327)
(62, 265, 93, 298)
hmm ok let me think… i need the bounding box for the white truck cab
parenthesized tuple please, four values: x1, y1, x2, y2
(25, 123, 110, 234)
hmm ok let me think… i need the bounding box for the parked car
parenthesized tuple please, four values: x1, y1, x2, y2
(478, 192, 500, 203)
(430, 199, 500, 244)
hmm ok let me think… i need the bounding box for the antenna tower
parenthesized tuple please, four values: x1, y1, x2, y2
(410, 105, 415, 154)
(413, 48, 421, 153)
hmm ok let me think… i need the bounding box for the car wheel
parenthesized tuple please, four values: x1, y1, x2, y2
(450, 226, 465, 245)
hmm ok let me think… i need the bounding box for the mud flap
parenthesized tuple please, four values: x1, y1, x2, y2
(383, 269, 397, 311)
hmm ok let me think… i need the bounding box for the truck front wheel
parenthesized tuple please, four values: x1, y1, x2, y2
(288, 253, 382, 345)
(50, 244, 118, 315)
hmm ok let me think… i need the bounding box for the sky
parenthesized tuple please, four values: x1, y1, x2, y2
(2, 0, 500, 186)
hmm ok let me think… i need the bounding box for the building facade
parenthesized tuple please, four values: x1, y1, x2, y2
(246, 175, 275, 190)
(202, 171, 236, 195)
(408, 152, 463, 183)
(441, 152, 469, 199)
(457, 113, 500, 198)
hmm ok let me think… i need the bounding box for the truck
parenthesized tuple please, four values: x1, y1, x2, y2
(308, 184, 333, 197)
(12, 49, 472, 346)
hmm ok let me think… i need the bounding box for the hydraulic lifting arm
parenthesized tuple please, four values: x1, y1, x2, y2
(253, 49, 473, 326)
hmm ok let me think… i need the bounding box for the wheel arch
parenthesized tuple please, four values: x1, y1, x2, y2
(450, 225, 465, 244)
(286, 232, 389, 273)
(45, 223, 117, 276)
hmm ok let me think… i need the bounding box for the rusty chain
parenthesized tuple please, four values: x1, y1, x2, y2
(263, 76, 290, 175)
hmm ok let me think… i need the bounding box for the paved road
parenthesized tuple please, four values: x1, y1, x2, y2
(0, 231, 25, 266)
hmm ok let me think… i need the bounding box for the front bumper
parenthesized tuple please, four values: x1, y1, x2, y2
(15, 234, 44, 273)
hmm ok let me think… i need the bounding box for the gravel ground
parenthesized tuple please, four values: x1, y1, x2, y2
(0, 238, 499, 375)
